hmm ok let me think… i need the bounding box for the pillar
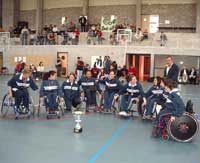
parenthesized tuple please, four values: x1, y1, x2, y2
(136, 0, 142, 29)
(196, 0, 200, 33)
(36, 0, 43, 33)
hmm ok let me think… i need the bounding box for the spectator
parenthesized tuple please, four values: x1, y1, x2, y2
(164, 56, 179, 81)
(128, 65, 136, 76)
(180, 66, 189, 83)
(76, 57, 84, 80)
(37, 61, 45, 80)
(72, 28, 80, 45)
(189, 67, 197, 84)
(21, 26, 29, 45)
(134, 28, 143, 42)
(160, 32, 167, 46)
(143, 29, 148, 40)
(56, 56, 62, 77)
(79, 16, 87, 32)
(97, 29, 103, 45)
(91, 64, 99, 79)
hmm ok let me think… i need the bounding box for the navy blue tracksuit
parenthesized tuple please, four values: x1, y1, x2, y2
(62, 80, 81, 111)
(120, 82, 145, 113)
(145, 86, 164, 116)
(100, 77, 122, 110)
(40, 80, 62, 110)
(78, 77, 101, 107)
(155, 88, 185, 125)
(7, 73, 38, 110)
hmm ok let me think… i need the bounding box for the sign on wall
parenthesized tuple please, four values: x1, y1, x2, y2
(101, 16, 117, 32)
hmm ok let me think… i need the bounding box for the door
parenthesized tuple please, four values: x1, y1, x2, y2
(126, 54, 151, 81)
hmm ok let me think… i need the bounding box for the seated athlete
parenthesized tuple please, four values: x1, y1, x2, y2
(119, 75, 146, 115)
(78, 70, 101, 111)
(143, 77, 164, 119)
(40, 70, 63, 114)
(154, 79, 185, 127)
(62, 72, 81, 112)
(100, 70, 122, 113)
(7, 67, 38, 114)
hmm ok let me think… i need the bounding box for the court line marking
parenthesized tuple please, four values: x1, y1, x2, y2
(87, 119, 131, 163)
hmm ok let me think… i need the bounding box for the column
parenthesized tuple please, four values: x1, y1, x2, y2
(35, 0, 43, 33)
(0, 0, 2, 28)
(150, 54, 155, 77)
(136, 0, 142, 29)
(2, 0, 20, 30)
(82, 0, 89, 16)
(196, 0, 200, 33)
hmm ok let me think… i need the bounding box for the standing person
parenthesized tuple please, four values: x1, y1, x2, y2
(76, 57, 84, 81)
(160, 32, 167, 46)
(79, 16, 87, 32)
(189, 67, 197, 84)
(56, 56, 62, 77)
(103, 56, 112, 75)
(164, 56, 179, 82)
(37, 61, 45, 80)
(128, 65, 136, 76)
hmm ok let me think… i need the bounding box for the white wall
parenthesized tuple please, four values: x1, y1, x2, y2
(20, 0, 36, 11)
(20, 0, 196, 11)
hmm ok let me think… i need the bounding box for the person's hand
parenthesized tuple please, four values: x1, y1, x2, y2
(170, 116, 176, 122)
(8, 91, 13, 98)
(143, 98, 147, 106)
(114, 94, 119, 101)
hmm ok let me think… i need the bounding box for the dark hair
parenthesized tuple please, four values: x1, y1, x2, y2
(42, 70, 56, 80)
(155, 76, 162, 86)
(164, 79, 177, 90)
(68, 72, 76, 79)
(128, 75, 136, 82)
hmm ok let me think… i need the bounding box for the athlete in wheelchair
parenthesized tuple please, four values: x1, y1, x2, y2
(152, 79, 199, 142)
(118, 75, 146, 117)
(78, 70, 101, 112)
(62, 72, 82, 113)
(39, 71, 64, 119)
(2, 67, 38, 119)
(99, 70, 122, 113)
(143, 77, 165, 120)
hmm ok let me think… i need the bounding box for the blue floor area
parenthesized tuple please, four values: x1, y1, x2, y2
(0, 76, 199, 163)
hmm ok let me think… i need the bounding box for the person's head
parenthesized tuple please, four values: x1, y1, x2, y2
(48, 70, 57, 80)
(160, 78, 165, 88)
(86, 70, 92, 78)
(109, 70, 116, 79)
(68, 72, 76, 82)
(129, 75, 137, 85)
(166, 56, 173, 67)
(153, 76, 162, 86)
(77, 57, 80, 61)
(22, 67, 32, 78)
(164, 79, 177, 92)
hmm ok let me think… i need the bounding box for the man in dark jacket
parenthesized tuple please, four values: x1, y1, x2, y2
(79, 16, 87, 32)
(164, 56, 179, 82)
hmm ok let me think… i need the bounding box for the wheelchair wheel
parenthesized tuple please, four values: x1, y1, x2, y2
(167, 113, 199, 143)
(1, 94, 14, 117)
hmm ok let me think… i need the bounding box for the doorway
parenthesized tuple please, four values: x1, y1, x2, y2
(126, 54, 151, 81)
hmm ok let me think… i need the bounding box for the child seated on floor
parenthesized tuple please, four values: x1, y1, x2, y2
(39, 70, 63, 114)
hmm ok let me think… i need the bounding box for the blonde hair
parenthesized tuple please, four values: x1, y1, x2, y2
(22, 67, 32, 74)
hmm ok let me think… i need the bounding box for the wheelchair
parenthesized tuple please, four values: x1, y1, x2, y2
(152, 113, 199, 142)
(117, 95, 145, 118)
(37, 96, 65, 119)
(1, 93, 35, 119)
(98, 92, 120, 114)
